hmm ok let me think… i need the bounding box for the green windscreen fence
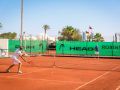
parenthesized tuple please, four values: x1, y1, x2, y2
(9, 40, 47, 53)
(56, 41, 120, 56)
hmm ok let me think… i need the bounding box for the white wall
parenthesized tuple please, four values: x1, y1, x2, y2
(0, 39, 8, 57)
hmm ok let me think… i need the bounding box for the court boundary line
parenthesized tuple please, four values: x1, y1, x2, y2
(0, 74, 83, 84)
(0, 68, 50, 77)
(75, 65, 120, 90)
(0, 68, 82, 84)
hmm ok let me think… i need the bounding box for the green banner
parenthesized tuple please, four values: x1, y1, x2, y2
(9, 40, 20, 52)
(9, 40, 47, 53)
(56, 41, 120, 56)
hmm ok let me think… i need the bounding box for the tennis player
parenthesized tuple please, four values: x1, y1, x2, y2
(6, 46, 27, 74)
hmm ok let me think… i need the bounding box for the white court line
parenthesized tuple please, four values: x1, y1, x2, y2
(116, 85, 120, 90)
(0, 74, 82, 84)
(0, 68, 50, 77)
(0, 68, 82, 84)
(10, 68, 49, 77)
(75, 65, 120, 90)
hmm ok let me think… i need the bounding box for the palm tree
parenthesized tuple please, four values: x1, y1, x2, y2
(58, 26, 82, 41)
(42, 24, 50, 40)
(93, 33, 104, 42)
(0, 23, 2, 29)
(0, 23, 2, 36)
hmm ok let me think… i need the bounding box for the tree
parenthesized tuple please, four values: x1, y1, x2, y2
(58, 26, 82, 41)
(42, 24, 50, 40)
(86, 32, 94, 41)
(0, 32, 17, 39)
(93, 33, 104, 42)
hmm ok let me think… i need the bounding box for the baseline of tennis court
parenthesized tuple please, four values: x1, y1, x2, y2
(0, 56, 120, 90)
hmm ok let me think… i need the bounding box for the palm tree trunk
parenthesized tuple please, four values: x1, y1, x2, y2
(44, 29, 46, 40)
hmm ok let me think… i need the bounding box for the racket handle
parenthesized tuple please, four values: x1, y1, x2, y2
(27, 60, 31, 64)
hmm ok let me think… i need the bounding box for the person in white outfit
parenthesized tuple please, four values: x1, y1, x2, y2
(6, 46, 27, 74)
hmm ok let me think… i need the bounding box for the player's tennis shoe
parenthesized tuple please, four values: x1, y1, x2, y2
(18, 71, 22, 74)
(6, 70, 10, 73)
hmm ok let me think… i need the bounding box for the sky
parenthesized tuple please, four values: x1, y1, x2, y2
(0, 0, 120, 41)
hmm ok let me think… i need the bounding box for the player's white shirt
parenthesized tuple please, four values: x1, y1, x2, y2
(12, 49, 22, 58)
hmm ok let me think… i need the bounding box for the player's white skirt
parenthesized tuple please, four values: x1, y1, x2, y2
(11, 56, 21, 64)
(95, 51, 99, 55)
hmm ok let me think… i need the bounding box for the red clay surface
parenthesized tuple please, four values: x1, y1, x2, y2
(0, 56, 120, 90)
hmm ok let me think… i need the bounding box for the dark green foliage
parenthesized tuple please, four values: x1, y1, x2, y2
(58, 26, 82, 41)
(93, 33, 104, 42)
(0, 32, 17, 39)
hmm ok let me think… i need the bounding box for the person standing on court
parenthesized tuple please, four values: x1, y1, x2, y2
(6, 46, 27, 74)
(94, 44, 100, 59)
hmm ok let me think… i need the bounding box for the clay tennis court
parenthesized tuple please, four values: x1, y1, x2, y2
(0, 56, 120, 90)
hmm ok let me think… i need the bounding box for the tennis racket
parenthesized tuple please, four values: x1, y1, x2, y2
(20, 56, 31, 64)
